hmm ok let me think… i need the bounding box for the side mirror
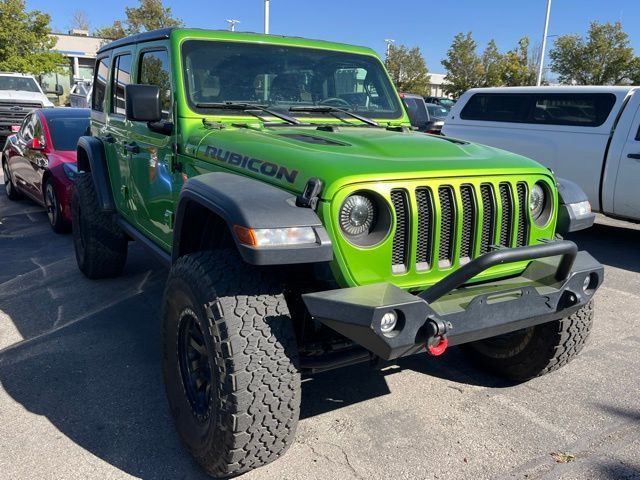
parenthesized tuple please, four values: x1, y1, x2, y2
(125, 84, 161, 123)
(54, 84, 64, 96)
(26, 138, 45, 151)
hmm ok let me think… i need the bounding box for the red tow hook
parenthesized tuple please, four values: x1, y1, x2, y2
(427, 336, 449, 356)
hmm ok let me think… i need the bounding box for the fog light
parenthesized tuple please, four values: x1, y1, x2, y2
(380, 311, 397, 334)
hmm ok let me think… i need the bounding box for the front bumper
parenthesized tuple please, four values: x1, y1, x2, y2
(302, 240, 603, 360)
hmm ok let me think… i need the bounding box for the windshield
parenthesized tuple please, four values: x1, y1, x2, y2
(48, 117, 90, 151)
(0, 76, 40, 93)
(438, 98, 455, 108)
(427, 104, 449, 118)
(181, 40, 403, 119)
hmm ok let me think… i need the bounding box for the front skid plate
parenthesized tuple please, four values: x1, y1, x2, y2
(302, 251, 603, 360)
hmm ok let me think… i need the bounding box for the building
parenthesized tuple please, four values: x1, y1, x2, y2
(428, 73, 450, 98)
(40, 30, 108, 105)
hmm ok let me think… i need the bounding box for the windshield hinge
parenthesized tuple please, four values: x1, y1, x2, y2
(296, 178, 324, 210)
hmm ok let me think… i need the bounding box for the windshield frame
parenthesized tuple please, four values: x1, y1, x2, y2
(179, 39, 405, 122)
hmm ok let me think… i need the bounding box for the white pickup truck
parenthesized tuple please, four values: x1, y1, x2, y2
(443, 86, 640, 222)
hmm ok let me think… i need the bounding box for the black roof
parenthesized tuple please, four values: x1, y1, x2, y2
(96, 28, 175, 54)
(40, 107, 90, 119)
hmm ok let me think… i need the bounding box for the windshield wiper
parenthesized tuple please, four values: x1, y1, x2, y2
(195, 101, 301, 125)
(289, 106, 379, 127)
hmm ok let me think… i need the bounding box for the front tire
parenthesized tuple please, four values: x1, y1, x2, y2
(72, 172, 127, 278)
(162, 250, 301, 478)
(2, 159, 21, 200)
(462, 301, 594, 381)
(45, 179, 69, 233)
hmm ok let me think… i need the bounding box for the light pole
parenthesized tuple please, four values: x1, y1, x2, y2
(264, 0, 270, 34)
(536, 0, 552, 86)
(226, 19, 240, 32)
(384, 38, 395, 58)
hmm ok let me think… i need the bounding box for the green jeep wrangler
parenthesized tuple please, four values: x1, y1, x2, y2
(73, 28, 602, 478)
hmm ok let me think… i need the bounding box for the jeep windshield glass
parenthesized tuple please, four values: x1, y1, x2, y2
(0, 76, 40, 93)
(182, 40, 403, 120)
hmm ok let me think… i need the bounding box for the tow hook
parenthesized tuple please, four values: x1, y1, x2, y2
(425, 317, 452, 356)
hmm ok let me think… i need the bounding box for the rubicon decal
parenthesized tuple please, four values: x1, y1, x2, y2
(204, 146, 299, 184)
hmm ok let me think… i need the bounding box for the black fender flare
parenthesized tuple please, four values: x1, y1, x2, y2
(556, 177, 595, 233)
(76, 136, 115, 211)
(174, 172, 333, 265)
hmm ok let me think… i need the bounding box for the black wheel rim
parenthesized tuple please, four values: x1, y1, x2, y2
(178, 309, 213, 420)
(45, 183, 57, 226)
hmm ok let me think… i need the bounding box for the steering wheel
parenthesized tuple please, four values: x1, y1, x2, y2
(319, 97, 351, 108)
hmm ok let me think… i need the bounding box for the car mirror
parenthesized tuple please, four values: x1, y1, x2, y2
(26, 138, 45, 151)
(125, 84, 162, 123)
(54, 84, 64, 96)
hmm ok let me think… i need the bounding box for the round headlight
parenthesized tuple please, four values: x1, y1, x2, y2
(340, 194, 376, 236)
(529, 183, 546, 220)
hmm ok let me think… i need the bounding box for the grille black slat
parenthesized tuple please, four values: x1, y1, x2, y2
(479, 184, 496, 255)
(415, 187, 434, 270)
(438, 186, 456, 267)
(516, 183, 529, 247)
(460, 185, 475, 262)
(390, 189, 410, 273)
(499, 183, 513, 247)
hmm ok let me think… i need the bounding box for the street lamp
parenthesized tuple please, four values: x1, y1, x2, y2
(384, 39, 395, 58)
(264, 0, 270, 34)
(536, 0, 552, 86)
(226, 19, 240, 32)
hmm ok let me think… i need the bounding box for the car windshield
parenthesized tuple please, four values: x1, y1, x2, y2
(438, 98, 455, 108)
(47, 116, 90, 151)
(0, 76, 40, 93)
(427, 104, 449, 118)
(181, 40, 403, 120)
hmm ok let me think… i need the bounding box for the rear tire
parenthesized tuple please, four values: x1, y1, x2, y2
(45, 179, 69, 233)
(72, 172, 127, 278)
(462, 301, 594, 381)
(162, 250, 301, 478)
(2, 158, 21, 200)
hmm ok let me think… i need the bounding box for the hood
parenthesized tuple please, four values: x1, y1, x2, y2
(189, 124, 550, 199)
(0, 90, 52, 106)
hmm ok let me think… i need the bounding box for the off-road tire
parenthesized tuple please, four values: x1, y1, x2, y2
(45, 179, 69, 233)
(162, 250, 301, 478)
(462, 300, 594, 382)
(2, 158, 21, 200)
(72, 172, 127, 278)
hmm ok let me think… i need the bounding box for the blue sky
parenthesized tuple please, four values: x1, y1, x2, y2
(28, 0, 640, 74)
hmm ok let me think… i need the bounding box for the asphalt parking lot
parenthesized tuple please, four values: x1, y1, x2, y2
(0, 173, 639, 480)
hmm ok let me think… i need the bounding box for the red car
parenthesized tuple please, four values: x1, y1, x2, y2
(2, 108, 89, 232)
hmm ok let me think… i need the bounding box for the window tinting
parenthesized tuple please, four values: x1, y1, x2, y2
(48, 117, 90, 151)
(111, 54, 132, 115)
(181, 40, 402, 119)
(92, 57, 110, 112)
(139, 50, 172, 119)
(460, 93, 617, 127)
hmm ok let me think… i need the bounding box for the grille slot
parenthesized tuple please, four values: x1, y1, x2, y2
(460, 185, 476, 262)
(415, 187, 434, 270)
(499, 183, 513, 247)
(479, 184, 496, 255)
(516, 183, 529, 247)
(390, 189, 410, 273)
(438, 186, 456, 268)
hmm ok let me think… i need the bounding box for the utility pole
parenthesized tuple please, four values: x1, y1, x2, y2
(536, 0, 552, 86)
(264, 0, 270, 34)
(384, 38, 395, 59)
(226, 19, 240, 32)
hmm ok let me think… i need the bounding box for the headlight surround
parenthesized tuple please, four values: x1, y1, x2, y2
(338, 191, 391, 247)
(529, 181, 553, 226)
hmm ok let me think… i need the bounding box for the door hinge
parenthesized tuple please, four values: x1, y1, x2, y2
(120, 185, 129, 199)
(164, 210, 174, 228)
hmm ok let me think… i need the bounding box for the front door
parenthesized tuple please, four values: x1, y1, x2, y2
(613, 102, 640, 219)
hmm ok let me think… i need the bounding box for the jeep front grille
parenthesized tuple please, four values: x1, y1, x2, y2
(390, 181, 530, 274)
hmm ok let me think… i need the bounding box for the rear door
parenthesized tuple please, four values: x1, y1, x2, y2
(612, 96, 640, 219)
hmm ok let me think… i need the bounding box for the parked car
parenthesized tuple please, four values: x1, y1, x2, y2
(400, 93, 443, 134)
(0, 73, 57, 143)
(424, 95, 455, 109)
(69, 79, 92, 108)
(2, 107, 89, 232)
(72, 28, 601, 478)
(443, 86, 640, 223)
(426, 102, 449, 120)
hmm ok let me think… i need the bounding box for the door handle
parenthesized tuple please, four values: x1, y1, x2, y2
(124, 142, 140, 154)
(627, 153, 640, 160)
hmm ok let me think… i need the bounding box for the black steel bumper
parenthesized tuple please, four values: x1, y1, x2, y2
(302, 241, 603, 361)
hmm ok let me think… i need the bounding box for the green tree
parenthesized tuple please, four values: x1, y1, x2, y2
(95, 0, 183, 40)
(501, 36, 537, 86)
(549, 21, 638, 85)
(441, 32, 483, 98)
(384, 44, 431, 96)
(0, 0, 64, 75)
(481, 39, 503, 87)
